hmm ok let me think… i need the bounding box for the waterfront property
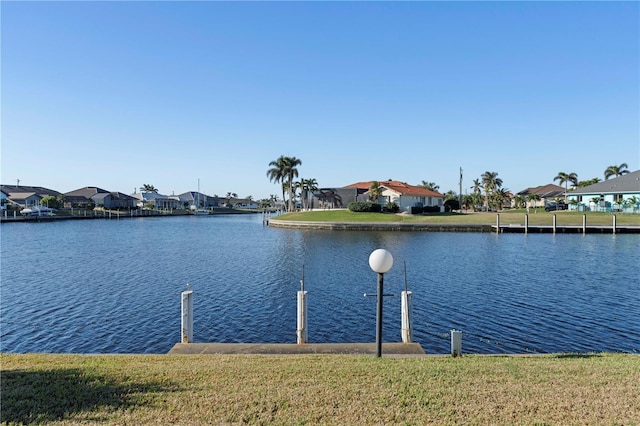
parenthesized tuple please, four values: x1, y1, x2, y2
(567, 169, 640, 213)
(2, 214, 638, 355)
(344, 180, 445, 212)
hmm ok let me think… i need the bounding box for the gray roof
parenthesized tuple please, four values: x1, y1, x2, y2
(0, 185, 61, 197)
(64, 186, 109, 198)
(570, 170, 640, 195)
(517, 183, 565, 198)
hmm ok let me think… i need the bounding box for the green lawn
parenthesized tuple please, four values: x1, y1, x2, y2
(2, 353, 638, 425)
(276, 209, 640, 226)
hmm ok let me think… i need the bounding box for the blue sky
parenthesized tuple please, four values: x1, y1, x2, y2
(2, 1, 638, 200)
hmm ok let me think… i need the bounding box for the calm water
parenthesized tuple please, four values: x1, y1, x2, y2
(1, 214, 638, 354)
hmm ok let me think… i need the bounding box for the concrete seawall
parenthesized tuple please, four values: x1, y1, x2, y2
(269, 219, 493, 232)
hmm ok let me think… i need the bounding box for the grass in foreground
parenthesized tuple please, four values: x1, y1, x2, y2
(2, 353, 638, 425)
(276, 209, 640, 226)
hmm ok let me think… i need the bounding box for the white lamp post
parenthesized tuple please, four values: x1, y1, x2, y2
(368, 249, 394, 357)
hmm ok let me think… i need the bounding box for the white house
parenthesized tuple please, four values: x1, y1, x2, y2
(345, 180, 445, 212)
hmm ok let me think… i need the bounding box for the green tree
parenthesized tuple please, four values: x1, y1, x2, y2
(368, 181, 383, 202)
(481, 171, 503, 211)
(267, 156, 288, 207)
(267, 156, 302, 212)
(39, 195, 60, 209)
(553, 172, 578, 203)
(299, 178, 318, 210)
(526, 193, 541, 211)
(604, 163, 629, 180)
(577, 177, 600, 188)
(140, 184, 158, 193)
(420, 181, 439, 191)
(513, 195, 525, 209)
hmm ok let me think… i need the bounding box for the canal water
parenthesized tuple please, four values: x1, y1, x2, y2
(1, 214, 638, 354)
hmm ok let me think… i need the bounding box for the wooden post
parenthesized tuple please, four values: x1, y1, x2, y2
(524, 214, 528, 234)
(496, 214, 500, 234)
(451, 330, 462, 357)
(582, 214, 587, 234)
(401, 291, 413, 343)
(613, 215, 617, 235)
(553, 214, 557, 234)
(296, 290, 308, 344)
(181, 290, 193, 343)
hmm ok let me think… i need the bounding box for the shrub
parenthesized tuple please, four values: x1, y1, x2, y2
(444, 200, 460, 212)
(384, 202, 400, 213)
(410, 206, 424, 214)
(423, 206, 440, 213)
(348, 201, 382, 213)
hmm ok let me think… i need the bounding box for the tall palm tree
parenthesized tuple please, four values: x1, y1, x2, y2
(368, 181, 383, 202)
(553, 172, 578, 203)
(284, 157, 302, 211)
(470, 179, 482, 195)
(267, 156, 287, 208)
(140, 184, 158, 193)
(299, 178, 318, 210)
(526, 193, 541, 210)
(481, 171, 502, 211)
(604, 163, 629, 180)
(420, 181, 439, 191)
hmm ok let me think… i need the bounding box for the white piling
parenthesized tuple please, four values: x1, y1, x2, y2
(582, 214, 587, 234)
(496, 214, 500, 233)
(297, 290, 308, 344)
(181, 289, 194, 343)
(524, 214, 528, 234)
(553, 214, 557, 234)
(451, 329, 462, 357)
(401, 291, 413, 343)
(613, 215, 617, 235)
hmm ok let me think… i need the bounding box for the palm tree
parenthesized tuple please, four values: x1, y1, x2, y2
(278, 156, 302, 211)
(481, 171, 502, 211)
(268, 155, 302, 211)
(140, 184, 158, 193)
(368, 181, 383, 202)
(526, 193, 541, 211)
(299, 178, 318, 210)
(553, 172, 578, 203)
(513, 195, 524, 209)
(470, 179, 482, 195)
(604, 163, 629, 180)
(267, 156, 287, 205)
(420, 181, 439, 191)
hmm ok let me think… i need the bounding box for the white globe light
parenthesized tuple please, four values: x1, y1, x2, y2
(369, 249, 394, 273)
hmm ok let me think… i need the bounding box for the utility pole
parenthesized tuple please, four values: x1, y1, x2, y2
(459, 167, 463, 211)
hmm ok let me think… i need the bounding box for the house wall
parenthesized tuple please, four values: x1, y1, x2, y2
(567, 192, 640, 213)
(380, 190, 444, 212)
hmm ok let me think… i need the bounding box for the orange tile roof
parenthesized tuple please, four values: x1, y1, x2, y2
(345, 180, 443, 197)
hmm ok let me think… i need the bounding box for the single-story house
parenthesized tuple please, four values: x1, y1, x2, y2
(64, 187, 109, 208)
(345, 180, 445, 212)
(224, 197, 258, 209)
(567, 170, 640, 213)
(516, 184, 565, 208)
(64, 187, 137, 209)
(177, 192, 219, 210)
(0, 185, 62, 209)
(131, 191, 182, 210)
(92, 192, 138, 210)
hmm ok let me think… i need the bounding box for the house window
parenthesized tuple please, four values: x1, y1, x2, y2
(614, 194, 623, 203)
